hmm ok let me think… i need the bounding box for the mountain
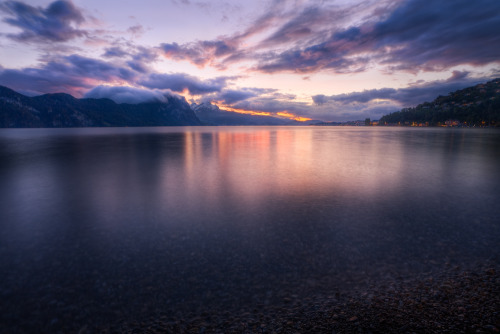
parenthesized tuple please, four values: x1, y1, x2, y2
(0, 85, 203, 127)
(379, 79, 500, 126)
(192, 102, 318, 126)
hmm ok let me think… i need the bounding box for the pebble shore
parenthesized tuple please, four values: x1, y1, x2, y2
(93, 264, 499, 334)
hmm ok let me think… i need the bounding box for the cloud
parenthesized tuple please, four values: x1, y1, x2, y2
(140, 73, 233, 95)
(372, 0, 500, 71)
(160, 40, 237, 67)
(202, 87, 276, 104)
(102, 44, 159, 66)
(254, 0, 500, 74)
(217, 89, 257, 104)
(0, 48, 233, 99)
(0, 54, 137, 96)
(101, 45, 159, 73)
(169, 0, 191, 5)
(102, 46, 129, 58)
(64, 54, 135, 80)
(0, 0, 86, 42)
(131, 46, 160, 62)
(312, 94, 328, 106)
(158, 1, 292, 68)
(127, 24, 144, 36)
(127, 60, 148, 73)
(258, 5, 332, 47)
(84, 85, 172, 104)
(311, 72, 491, 108)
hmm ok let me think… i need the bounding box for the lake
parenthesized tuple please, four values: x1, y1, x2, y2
(0, 126, 499, 331)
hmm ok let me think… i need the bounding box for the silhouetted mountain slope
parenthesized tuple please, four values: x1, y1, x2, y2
(0, 86, 202, 127)
(379, 79, 500, 126)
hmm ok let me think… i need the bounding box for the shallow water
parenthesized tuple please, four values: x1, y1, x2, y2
(0, 126, 499, 330)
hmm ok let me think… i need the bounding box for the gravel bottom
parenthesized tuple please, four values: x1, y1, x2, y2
(91, 264, 499, 334)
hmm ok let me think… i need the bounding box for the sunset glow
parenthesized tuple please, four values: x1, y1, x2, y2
(212, 103, 272, 117)
(276, 112, 312, 122)
(0, 0, 498, 122)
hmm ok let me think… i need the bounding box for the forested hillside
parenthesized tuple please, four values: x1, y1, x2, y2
(380, 79, 500, 126)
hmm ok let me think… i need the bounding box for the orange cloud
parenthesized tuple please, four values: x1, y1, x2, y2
(213, 102, 272, 117)
(277, 111, 312, 122)
(212, 102, 312, 122)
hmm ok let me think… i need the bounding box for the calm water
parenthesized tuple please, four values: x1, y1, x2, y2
(1, 126, 499, 330)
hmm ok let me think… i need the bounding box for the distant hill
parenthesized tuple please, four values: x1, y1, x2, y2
(0, 85, 202, 127)
(379, 79, 500, 126)
(192, 102, 319, 126)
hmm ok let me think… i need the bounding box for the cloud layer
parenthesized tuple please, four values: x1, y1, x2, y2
(140, 73, 233, 95)
(84, 85, 171, 104)
(312, 72, 483, 107)
(0, 0, 86, 42)
(156, 0, 500, 75)
(254, 0, 500, 73)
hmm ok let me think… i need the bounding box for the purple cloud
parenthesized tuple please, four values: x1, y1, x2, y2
(259, 6, 330, 46)
(102, 46, 129, 58)
(217, 90, 257, 104)
(132, 46, 159, 62)
(210, 87, 277, 104)
(127, 61, 148, 73)
(311, 72, 491, 107)
(158, 1, 291, 68)
(160, 40, 237, 67)
(140, 73, 232, 95)
(0, 55, 137, 96)
(101, 45, 159, 73)
(373, 0, 500, 71)
(0, 0, 86, 42)
(255, 0, 500, 73)
(127, 24, 144, 36)
(84, 85, 173, 104)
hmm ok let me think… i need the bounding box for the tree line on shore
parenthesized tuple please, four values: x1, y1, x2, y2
(379, 79, 500, 126)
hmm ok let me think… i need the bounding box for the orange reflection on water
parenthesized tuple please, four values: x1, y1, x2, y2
(180, 127, 411, 213)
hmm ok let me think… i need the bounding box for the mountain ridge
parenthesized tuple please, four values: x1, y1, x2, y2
(0, 86, 203, 128)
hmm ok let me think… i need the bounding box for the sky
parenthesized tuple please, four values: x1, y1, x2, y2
(0, 0, 499, 122)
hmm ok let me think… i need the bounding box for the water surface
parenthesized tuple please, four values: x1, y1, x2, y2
(0, 126, 499, 331)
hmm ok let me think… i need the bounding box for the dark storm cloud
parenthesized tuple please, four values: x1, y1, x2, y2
(84, 85, 173, 104)
(256, 0, 500, 73)
(140, 73, 232, 95)
(0, 55, 137, 96)
(0, 0, 86, 42)
(312, 71, 490, 107)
